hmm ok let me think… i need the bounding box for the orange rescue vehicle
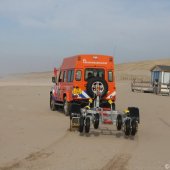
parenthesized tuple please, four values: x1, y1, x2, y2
(50, 54, 116, 115)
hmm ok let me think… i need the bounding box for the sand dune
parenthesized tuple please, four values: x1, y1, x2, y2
(116, 58, 170, 72)
(115, 58, 170, 80)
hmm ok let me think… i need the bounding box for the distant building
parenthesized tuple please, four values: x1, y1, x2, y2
(150, 65, 170, 84)
(131, 65, 170, 95)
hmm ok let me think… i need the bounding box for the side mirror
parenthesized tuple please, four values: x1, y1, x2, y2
(52, 77, 56, 83)
(54, 68, 58, 76)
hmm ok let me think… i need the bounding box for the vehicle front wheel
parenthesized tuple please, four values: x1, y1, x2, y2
(50, 95, 56, 111)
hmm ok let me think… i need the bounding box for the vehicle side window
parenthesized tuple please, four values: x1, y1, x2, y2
(59, 71, 63, 82)
(68, 70, 74, 82)
(71, 70, 74, 82)
(76, 70, 82, 81)
(63, 71, 67, 82)
(108, 71, 113, 82)
(68, 70, 71, 82)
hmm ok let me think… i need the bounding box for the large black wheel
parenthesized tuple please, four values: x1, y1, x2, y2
(63, 98, 70, 116)
(131, 119, 138, 136)
(79, 116, 84, 133)
(128, 107, 140, 123)
(124, 119, 131, 136)
(116, 114, 122, 131)
(85, 117, 90, 133)
(86, 77, 108, 98)
(50, 95, 56, 111)
(93, 113, 99, 129)
(69, 103, 81, 120)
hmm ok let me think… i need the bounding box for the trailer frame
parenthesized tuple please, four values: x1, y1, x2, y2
(69, 95, 140, 137)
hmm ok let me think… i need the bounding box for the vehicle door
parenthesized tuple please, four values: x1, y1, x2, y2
(67, 69, 74, 100)
(59, 70, 67, 100)
(57, 70, 65, 101)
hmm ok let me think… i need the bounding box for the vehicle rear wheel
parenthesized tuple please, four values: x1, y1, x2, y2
(79, 116, 84, 133)
(85, 117, 90, 133)
(63, 98, 70, 116)
(100, 101, 116, 110)
(93, 113, 99, 129)
(124, 119, 131, 136)
(50, 95, 56, 111)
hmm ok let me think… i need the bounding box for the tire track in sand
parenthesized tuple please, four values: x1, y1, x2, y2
(0, 130, 70, 170)
(101, 154, 131, 170)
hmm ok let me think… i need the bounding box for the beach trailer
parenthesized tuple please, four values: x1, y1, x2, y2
(69, 93, 140, 137)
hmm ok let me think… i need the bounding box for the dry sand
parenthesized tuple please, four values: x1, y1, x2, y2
(0, 63, 170, 170)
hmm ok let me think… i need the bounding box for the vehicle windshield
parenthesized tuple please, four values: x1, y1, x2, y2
(85, 68, 104, 80)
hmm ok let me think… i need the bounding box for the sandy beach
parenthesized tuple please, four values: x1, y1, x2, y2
(0, 65, 170, 170)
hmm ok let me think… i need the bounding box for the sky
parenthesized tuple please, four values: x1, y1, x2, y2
(0, 0, 170, 75)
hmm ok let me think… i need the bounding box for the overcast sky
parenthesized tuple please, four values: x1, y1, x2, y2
(0, 0, 170, 75)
